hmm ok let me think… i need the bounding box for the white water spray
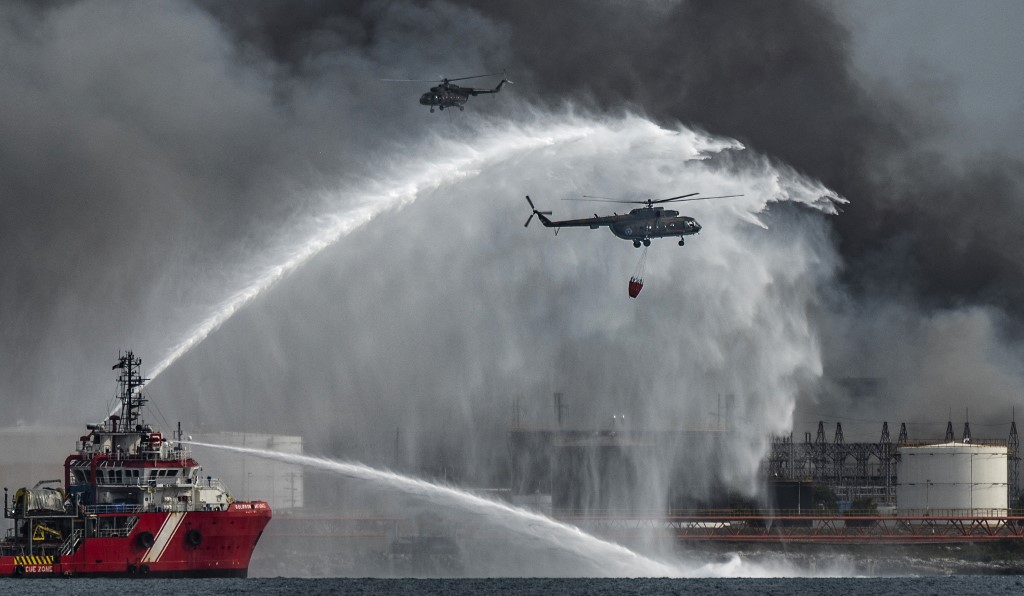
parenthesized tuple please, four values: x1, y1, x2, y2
(189, 440, 851, 578)
(145, 112, 842, 388)
(191, 440, 679, 577)
(145, 119, 615, 385)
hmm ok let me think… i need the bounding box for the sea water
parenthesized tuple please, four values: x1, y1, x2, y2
(3, 576, 1024, 596)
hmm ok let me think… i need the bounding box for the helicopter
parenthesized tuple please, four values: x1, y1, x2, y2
(383, 73, 512, 112)
(524, 193, 742, 247)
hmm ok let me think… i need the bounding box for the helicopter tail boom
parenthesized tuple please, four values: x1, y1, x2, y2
(469, 73, 513, 96)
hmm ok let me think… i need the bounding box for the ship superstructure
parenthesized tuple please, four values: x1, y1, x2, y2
(2, 351, 271, 577)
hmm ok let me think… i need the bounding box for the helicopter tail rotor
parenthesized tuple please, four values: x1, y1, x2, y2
(525, 195, 552, 227)
(499, 69, 513, 86)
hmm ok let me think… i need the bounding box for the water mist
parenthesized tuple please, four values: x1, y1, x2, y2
(153, 111, 844, 576)
(190, 440, 852, 578)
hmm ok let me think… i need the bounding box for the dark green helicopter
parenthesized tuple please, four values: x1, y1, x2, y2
(384, 72, 512, 112)
(524, 193, 742, 247)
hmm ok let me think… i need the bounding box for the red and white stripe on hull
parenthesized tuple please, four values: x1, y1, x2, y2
(142, 511, 186, 563)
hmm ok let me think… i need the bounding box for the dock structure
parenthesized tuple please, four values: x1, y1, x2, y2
(558, 510, 1024, 544)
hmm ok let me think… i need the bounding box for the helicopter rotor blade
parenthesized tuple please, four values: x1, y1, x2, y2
(660, 194, 744, 203)
(651, 192, 700, 204)
(564, 195, 637, 204)
(379, 78, 442, 83)
(567, 192, 744, 206)
(445, 72, 504, 82)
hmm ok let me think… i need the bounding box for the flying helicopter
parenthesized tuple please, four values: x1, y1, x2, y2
(524, 193, 742, 247)
(383, 72, 512, 112)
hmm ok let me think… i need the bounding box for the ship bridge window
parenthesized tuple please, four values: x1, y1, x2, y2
(149, 469, 180, 479)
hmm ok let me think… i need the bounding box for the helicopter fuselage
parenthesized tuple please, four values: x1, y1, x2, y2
(531, 205, 701, 247)
(419, 85, 470, 110)
(606, 207, 702, 241)
(418, 79, 509, 112)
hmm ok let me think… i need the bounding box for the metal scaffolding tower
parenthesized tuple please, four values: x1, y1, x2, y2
(769, 421, 898, 504)
(1010, 417, 1020, 503)
(769, 420, 1015, 507)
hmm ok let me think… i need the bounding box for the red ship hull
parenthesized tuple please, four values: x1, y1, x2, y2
(1, 502, 270, 578)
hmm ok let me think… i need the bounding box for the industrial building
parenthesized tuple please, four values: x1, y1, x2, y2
(509, 428, 731, 512)
(765, 420, 1021, 513)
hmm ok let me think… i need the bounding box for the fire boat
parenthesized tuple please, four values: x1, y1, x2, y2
(1, 351, 271, 578)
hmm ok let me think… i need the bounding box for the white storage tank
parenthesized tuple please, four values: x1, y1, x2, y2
(896, 442, 1007, 515)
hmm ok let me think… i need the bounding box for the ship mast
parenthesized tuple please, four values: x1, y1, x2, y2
(113, 351, 148, 432)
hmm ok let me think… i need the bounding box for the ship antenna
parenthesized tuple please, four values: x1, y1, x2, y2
(113, 350, 149, 431)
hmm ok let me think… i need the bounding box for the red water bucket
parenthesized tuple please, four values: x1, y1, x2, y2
(628, 277, 643, 298)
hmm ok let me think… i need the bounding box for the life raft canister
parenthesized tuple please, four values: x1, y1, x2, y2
(628, 276, 643, 298)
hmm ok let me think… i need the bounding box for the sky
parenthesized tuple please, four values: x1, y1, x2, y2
(1, 0, 1023, 497)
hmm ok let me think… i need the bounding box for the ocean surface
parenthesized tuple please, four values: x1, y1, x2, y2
(2, 577, 1024, 595)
